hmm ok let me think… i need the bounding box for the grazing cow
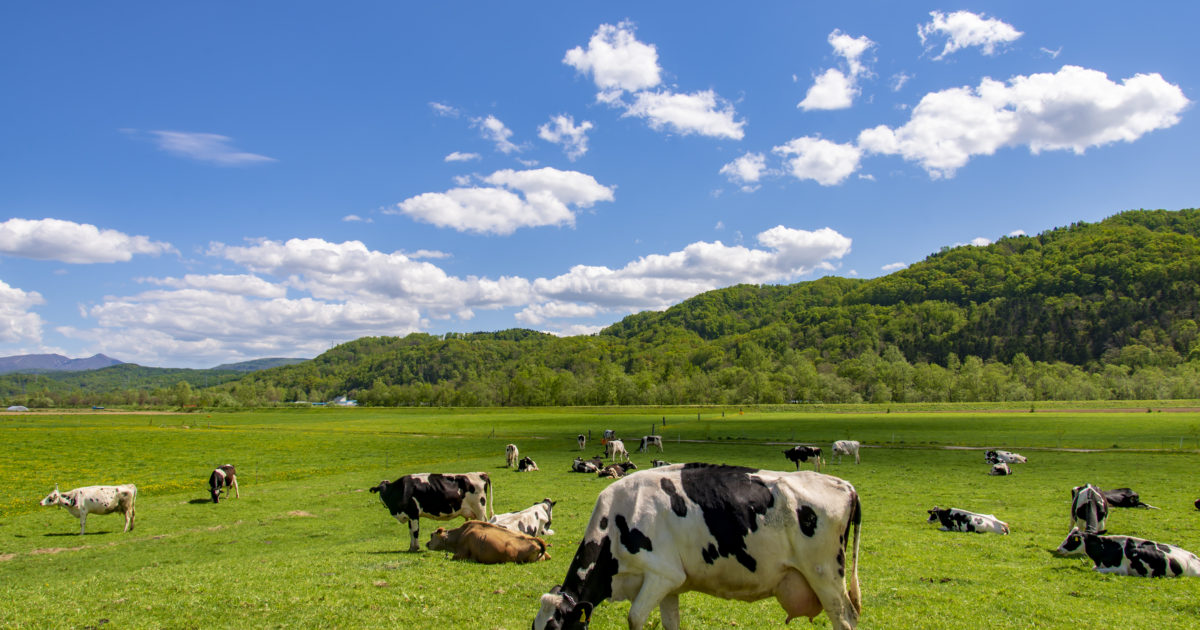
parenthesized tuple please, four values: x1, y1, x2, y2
(638, 435, 664, 453)
(603, 430, 616, 441)
(926, 507, 1009, 534)
(506, 444, 519, 468)
(208, 464, 239, 503)
(427, 520, 550, 564)
(598, 462, 638, 479)
(651, 460, 671, 468)
(989, 463, 1012, 476)
(782, 446, 823, 471)
(517, 456, 540, 472)
(985, 450, 1027, 464)
(533, 463, 862, 630)
(1053, 527, 1200, 576)
(605, 439, 630, 463)
(578, 434, 587, 451)
(831, 441, 861, 465)
(572, 457, 605, 473)
(39, 484, 137, 535)
(1100, 487, 1158, 510)
(1071, 484, 1109, 534)
(490, 498, 556, 537)
(368, 472, 493, 552)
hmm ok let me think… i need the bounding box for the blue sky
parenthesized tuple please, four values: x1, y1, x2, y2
(2, 2, 1196, 368)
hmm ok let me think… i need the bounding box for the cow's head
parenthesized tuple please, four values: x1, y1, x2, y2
(533, 587, 593, 630)
(427, 527, 451, 552)
(1053, 527, 1086, 557)
(40, 485, 66, 507)
(368, 480, 390, 495)
(925, 507, 945, 523)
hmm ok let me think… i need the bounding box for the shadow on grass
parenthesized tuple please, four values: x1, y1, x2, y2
(43, 531, 110, 537)
(188, 498, 214, 505)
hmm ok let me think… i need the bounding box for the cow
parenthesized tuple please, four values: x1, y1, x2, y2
(1100, 487, 1158, 510)
(651, 460, 671, 468)
(598, 462, 638, 479)
(368, 472, 493, 552)
(572, 457, 605, 473)
(532, 463, 862, 630)
(831, 441, 861, 465)
(39, 484, 137, 535)
(578, 434, 587, 451)
(490, 498, 556, 537)
(985, 450, 1027, 464)
(208, 464, 239, 503)
(1053, 527, 1200, 577)
(638, 435, 664, 453)
(605, 439, 629, 463)
(782, 445, 823, 472)
(1070, 484, 1108, 534)
(989, 463, 1011, 476)
(1195, 498, 1200, 511)
(926, 507, 1009, 534)
(506, 444, 519, 468)
(603, 430, 616, 441)
(518, 456, 540, 472)
(426, 520, 550, 564)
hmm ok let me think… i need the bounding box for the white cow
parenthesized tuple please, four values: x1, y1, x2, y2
(926, 507, 1008, 534)
(490, 498, 556, 537)
(605, 439, 629, 462)
(534, 463, 862, 630)
(832, 440, 860, 465)
(39, 484, 137, 535)
(506, 443, 519, 468)
(638, 435, 664, 453)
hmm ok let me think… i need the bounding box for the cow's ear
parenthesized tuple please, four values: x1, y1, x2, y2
(548, 585, 562, 595)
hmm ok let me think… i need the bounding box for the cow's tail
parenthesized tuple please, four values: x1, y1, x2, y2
(485, 473, 495, 520)
(846, 489, 862, 617)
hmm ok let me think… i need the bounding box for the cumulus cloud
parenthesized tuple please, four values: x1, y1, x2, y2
(391, 167, 615, 235)
(881, 262, 908, 272)
(515, 301, 599, 326)
(918, 10, 1023, 60)
(472, 115, 521, 154)
(445, 151, 481, 162)
(140, 274, 287, 299)
(799, 30, 875, 111)
(149, 131, 275, 166)
(538, 115, 595, 160)
(342, 214, 373, 223)
(720, 152, 768, 191)
(858, 65, 1190, 178)
(0, 218, 174, 263)
(772, 137, 863, 186)
(624, 90, 745, 140)
(1008, 229, 1027, 237)
(0, 279, 45, 343)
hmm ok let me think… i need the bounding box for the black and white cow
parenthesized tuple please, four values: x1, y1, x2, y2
(39, 484, 137, 535)
(572, 457, 605, 473)
(1100, 487, 1158, 510)
(651, 460, 671, 468)
(985, 450, 1027, 464)
(831, 441, 860, 465)
(926, 507, 1009, 534)
(1195, 498, 1199, 511)
(603, 430, 616, 441)
(518, 456, 540, 472)
(988, 463, 1011, 476)
(1070, 484, 1108, 534)
(782, 446, 823, 471)
(637, 435, 663, 453)
(533, 463, 862, 630)
(605, 439, 629, 463)
(506, 444, 519, 468)
(598, 461, 638, 479)
(578, 434, 587, 451)
(208, 464, 240, 503)
(1053, 527, 1200, 576)
(369, 472, 493, 552)
(490, 498, 556, 537)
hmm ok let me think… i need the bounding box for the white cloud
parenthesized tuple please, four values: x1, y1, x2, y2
(624, 89, 746, 140)
(858, 65, 1189, 178)
(1040, 47, 1062, 59)
(538, 115, 595, 160)
(141, 274, 287, 299)
(1008, 229, 1027, 237)
(515, 301, 599, 326)
(0, 218, 174, 263)
(392, 167, 615, 235)
(881, 262, 908, 272)
(445, 151, 481, 162)
(772, 137, 863, 186)
(918, 10, 1023, 60)
(829, 29, 874, 77)
(0, 279, 45, 343)
(404, 249, 451, 260)
(892, 72, 913, 92)
(149, 131, 276, 166)
(564, 21, 662, 100)
(720, 152, 768, 191)
(472, 115, 521, 154)
(429, 102, 461, 117)
(799, 30, 875, 111)
(342, 214, 373, 223)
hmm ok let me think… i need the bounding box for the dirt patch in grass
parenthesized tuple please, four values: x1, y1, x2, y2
(0, 553, 15, 562)
(30, 546, 86, 555)
(287, 510, 315, 518)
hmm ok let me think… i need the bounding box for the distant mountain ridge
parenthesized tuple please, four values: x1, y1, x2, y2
(214, 358, 309, 371)
(0, 353, 124, 374)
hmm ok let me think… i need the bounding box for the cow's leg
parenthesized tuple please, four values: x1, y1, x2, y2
(854, 450, 860, 464)
(805, 574, 858, 630)
(407, 519, 420, 552)
(232, 477, 240, 498)
(79, 512, 87, 535)
(627, 575, 681, 630)
(658, 593, 681, 630)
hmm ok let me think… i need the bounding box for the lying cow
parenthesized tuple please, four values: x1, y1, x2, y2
(571, 457, 604, 473)
(1053, 527, 1200, 577)
(533, 463, 862, 630)
(1071, 484, 1108, 534)
(208, 464, 240, 503)
(598, 461, 638, 479)
(1100, 487, 1158, 510)
(926, 507, 1009, 534)
(783, 445, 823, 471)
(39, 484, 137, 535)
(985, 450, 1027, 464)
(369, 472, 492, 552)
(605, 439, 629, 463)
(506, 444, 519, 468)
(517, 456, 539, 472)
(832, 440, 861, 465)
(490, 498, 556, 536)
(989, 463, 1011, 476)
(578, 434, 586, 451)
(651, 459, 671, 468)
(638, 435, 663, 453)
(427, 520, 550, 564)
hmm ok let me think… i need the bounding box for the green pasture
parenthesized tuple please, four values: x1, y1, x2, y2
(2, 407, 1199, 629)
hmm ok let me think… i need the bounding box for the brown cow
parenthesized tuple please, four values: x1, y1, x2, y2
(426, 520, 550, 564)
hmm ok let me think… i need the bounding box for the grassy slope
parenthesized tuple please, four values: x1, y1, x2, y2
(2, 408, 1198, 629)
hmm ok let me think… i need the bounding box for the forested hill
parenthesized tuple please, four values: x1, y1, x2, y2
(208, 208, 1199, 407)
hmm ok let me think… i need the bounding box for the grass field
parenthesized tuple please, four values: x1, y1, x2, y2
(2, 406, 1199, 629)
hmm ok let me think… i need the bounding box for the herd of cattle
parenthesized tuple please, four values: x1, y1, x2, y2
(34, 430, 1200, 630)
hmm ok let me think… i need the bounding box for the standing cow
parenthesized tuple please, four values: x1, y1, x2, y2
(783, 445, 823, 471)
(533, 463, 862, 630)
(832, 441, 861, 465)
(506, 444, 519, 468)
(603, 430, 616, 441)
(369, 472, 493, 552)
(637, 436, 663, 453)
(208, 464, 240, 503)
(39, 484, 137, 535)
(605, 439, 629, 462)
(1070, 484, 1108, 534)
(578, 434, 587, 451)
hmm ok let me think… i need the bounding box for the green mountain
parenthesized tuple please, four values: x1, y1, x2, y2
(213, 358, 309, 371)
